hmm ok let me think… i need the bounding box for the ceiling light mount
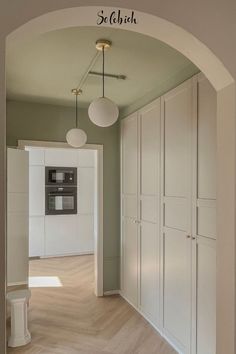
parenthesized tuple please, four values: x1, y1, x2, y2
(71, 88, 82, 96)
(95, 39, 112, 51)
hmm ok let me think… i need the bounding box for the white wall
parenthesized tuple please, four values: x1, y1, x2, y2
(27, 146, 95, 257)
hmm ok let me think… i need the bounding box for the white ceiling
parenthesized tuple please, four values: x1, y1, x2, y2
(6, 26, 198, 109)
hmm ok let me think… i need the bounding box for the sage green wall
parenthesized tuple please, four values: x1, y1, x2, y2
(6, 100, 120, 292)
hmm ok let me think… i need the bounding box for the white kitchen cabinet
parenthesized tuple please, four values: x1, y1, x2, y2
(7, 148, 29, 285)
(27, 147, 95, 258)
(29, 216, 45, 257)
(45, 213, 95, 257)
(77, 214, 94, 253)
(45, 215, 78, 256)
(27, 147, 45, 166)
(29, 165, 45, 216)
(44, 148, 78, 167)
(78, 167, 95, 214)
(78, 149, 95, 167)
(121, 74, 217, 354)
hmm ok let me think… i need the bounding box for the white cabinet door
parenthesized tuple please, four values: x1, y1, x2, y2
(77, 149, 95, 167)
(7, 148, 29, 285)
(45, 215, 78, 256)
(196, 237, 216, 354)
(77, 214, 94, 253)
(161, 79, 192, 353)
(78, 167, 95, 214)
(29, 216, 45, 257)
(197, 73, 216, 200)
(194, 74, 217, 354)
(139, 99, 161, 326)
(44, 148, 78, 167)
(29, 165, 45, 216)
(121, 113, 138, 306)
(27, 148, 45, 166)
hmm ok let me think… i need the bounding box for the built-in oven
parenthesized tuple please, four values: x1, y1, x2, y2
(45, 186, 77, 215)
(45, 166, 77, 186)
(45, 167, 77, 215)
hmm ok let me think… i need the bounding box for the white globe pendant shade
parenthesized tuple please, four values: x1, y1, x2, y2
(88, 97, 119, 127)
(66, 128, 87, 148)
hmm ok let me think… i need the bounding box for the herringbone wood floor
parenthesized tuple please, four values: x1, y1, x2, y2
(7, 255, 176, 354)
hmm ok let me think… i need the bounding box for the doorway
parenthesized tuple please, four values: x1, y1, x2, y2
(8, 140, 104, 298)
(1, 5, 234, 354)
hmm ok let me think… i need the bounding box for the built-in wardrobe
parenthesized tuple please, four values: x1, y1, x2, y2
(120, 73, 216, 354)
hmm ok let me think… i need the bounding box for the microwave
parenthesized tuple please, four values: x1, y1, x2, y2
(45, 166, 77, 186)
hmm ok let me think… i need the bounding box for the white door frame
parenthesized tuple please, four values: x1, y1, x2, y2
(18, 139, 104, 297)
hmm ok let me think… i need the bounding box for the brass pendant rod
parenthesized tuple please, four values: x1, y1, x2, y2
(75, 93, 78, 128)
(102, 46, 105, 98)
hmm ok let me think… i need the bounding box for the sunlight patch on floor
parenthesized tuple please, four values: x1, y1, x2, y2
(29, 276, 62, 288)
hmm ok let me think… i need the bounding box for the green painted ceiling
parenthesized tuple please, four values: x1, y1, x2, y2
(6, 26, 198, 111)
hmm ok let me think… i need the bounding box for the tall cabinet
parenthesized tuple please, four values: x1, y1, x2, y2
(121, 99, 161, 327)
(161, 79, 193, 353)
(121, 73, 216, 354)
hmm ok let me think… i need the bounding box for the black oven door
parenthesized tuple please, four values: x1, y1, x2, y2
(45, 186, 77, 215)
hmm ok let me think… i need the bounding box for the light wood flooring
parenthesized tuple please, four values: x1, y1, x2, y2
(7, 255, 176, 354)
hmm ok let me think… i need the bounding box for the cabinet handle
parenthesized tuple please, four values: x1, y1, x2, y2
(132, 219, 139, 224)
(186, 235, 191, 238)
(192, 236, 196, 240)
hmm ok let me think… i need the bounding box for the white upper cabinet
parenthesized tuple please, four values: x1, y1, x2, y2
(122, 113, 138, 196)
(140, 101, 160, 196)
(164, 81, 192, 198)
(27, 148, 45, 166)
(44, 148, 78, 167)
(29, 165, 45, 216)
(78, 149, 95, 167)
(197, 73, 217, 200)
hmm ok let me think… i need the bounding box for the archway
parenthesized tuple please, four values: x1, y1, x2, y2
(2, 6, 235, 354)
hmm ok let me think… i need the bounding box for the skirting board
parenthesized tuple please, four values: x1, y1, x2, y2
(103, 290, 120, 296)
(40, 251, 94, 259)
(7, 281, 28, 287)
(119, 292, 182, 354)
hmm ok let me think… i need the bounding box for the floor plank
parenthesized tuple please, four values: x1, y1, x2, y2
(7, 255, 176, 354)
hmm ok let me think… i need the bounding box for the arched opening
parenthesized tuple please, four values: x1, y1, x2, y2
(2, 6, 235, 354)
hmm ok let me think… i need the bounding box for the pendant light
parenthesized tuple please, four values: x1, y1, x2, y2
(66, 89, 87, 148)
(88, 40, 119, 127)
